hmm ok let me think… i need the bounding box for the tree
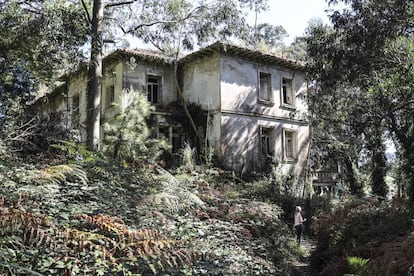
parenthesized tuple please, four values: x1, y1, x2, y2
(241, 23, 287, 50)
(103, 88, 169, 165)
(0, 0, 88, 152)
(82, 0, 270, 150)
(306, 0, 414, 199)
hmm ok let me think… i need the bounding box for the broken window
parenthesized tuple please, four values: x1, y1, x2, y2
(282, 78, 294, 106)
(72, 94, 80, 117)
(259, 72, 272, 102)
(106, 85, 115, 108)
(171, 127, 184, 152)
(147, 75, 161, 104)
(157, 125, 169, 139)
(156, 125, 184, 152)
(260, 127, 273, 156)
(284, 129, 297, 160)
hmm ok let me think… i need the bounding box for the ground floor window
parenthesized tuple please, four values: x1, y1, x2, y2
(260, 126, 273, 157)
(284, 129, 297, 160)
(156, 124, 184, 152)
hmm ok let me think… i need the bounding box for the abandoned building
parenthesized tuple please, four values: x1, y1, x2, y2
(35, 42, 310, 177)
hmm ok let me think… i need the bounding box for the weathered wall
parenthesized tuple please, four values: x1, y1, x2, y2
(182, 53, 221, 154)
(122, 60, 176, 108)
(219, 55, 309, 176)
(182, 53, 221, 110)
(67, 72, 88, 140)
(101, 61, 123, 124)
(220, 55, 308, 120)
(220, 114, 308, 175)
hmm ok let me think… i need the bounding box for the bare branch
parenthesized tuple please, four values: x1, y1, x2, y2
(122, 5, 205, 34)
(105, 1, 136, 9)
(81, 0, 92, 25)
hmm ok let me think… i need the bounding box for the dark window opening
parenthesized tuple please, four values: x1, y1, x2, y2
(259, 72, 271, 101)
(147, 75, 161, 104)
(282, 78, 293, 105)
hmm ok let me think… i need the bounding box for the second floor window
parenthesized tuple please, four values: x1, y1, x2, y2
(147, 75, 161, 104)
(282, 78, 294, 106)
(259, 72, 272, 102)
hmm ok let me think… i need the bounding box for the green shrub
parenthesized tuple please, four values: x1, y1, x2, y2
(103, 88, 170, 166)
(312, 198, 414, 275)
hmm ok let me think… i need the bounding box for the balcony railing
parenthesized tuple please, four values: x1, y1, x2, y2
(311, 171, 338, 185)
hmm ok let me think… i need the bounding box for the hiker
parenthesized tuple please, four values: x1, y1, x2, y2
(294, 206, 306, 245)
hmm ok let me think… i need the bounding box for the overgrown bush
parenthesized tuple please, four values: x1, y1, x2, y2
(311, 197, 414, 275)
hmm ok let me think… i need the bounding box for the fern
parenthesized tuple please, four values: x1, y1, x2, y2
(32, 164, 88, 185)
(153, 165, 205, 213)
(51, 140, 100, 164)
(0, 195, 200, 275)
(347, 256, 369, 274)
(73, 213, 199, 274)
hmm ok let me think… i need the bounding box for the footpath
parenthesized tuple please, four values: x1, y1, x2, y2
(290, 237, 317, 276)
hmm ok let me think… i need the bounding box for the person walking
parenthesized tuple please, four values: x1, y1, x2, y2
(294, 206, 306, 245)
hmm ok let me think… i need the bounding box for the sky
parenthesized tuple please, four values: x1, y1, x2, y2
(253, 0, 336, 44)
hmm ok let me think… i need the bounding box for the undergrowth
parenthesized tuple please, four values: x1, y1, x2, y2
(312, 197, 414, 275)
(0, 150, 302, 275)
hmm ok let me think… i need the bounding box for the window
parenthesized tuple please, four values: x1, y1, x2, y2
(106, 85, 115, 108)
(157, 125, 169, 139)
(171, 127, 184, 152)
(156, 125, 184, 152)
(260, 127, 273, 156)
(72, 94, 80, 117)
(147, 75, 161, 104)
(284, 129, 297, 160)
(282, 78, 294, 106)
(259, 72, 272, 102)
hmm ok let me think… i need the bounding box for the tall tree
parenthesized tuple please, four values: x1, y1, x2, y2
(0, 0, 88, 151)
(241, 23, 287, 50)
(306, 0, 414, 199)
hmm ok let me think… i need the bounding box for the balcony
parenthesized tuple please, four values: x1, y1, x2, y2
(311, 171, 338, 185)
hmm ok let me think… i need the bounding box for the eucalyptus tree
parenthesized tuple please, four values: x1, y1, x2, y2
(81, 0, 269, 150)
(241, 23, 287, 51)
(306, 0, 414, 199)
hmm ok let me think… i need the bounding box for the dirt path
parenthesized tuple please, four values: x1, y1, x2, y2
(290, 237, 317, 276)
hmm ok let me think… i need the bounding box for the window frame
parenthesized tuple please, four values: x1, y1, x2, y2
(260, 126, 273, 157)
(146, 74, 162, 104)
(258, 71, 273, 104)
(72, 94, 80, 117)
(281, 77, 295, 108)
(105, 85, 115, 109)
(283, 129, 298, 161)
(156, 124, 184, 153)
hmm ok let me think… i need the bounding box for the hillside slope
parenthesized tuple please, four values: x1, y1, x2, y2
(0, 152, 302, 275)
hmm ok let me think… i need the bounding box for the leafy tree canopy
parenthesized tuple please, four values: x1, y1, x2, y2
(306, 0, 414, 198)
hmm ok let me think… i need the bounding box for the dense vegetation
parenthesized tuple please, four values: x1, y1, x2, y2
(311, 198, 414, 275)
(0, 144, 309, 275)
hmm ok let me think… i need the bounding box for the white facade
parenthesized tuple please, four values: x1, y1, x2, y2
(181, 43, 309, 176)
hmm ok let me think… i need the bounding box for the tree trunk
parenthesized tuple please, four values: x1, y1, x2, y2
(86, 0, 104, 151)
(369, 125, 388, 197)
